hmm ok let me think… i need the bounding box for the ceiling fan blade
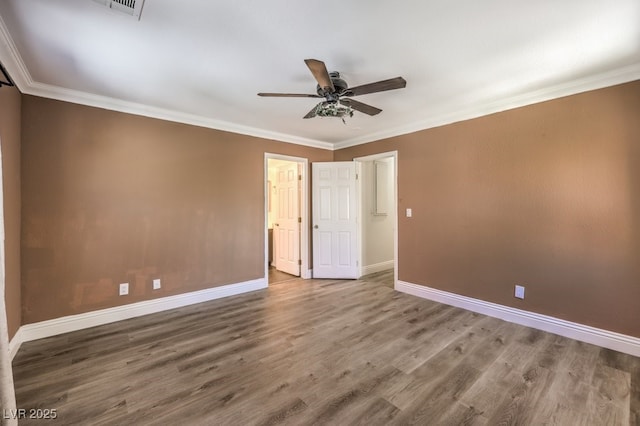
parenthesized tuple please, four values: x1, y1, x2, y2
(347, 77, 406, 97)
(258, 92, 322, 98)
(304, 59, 335, 92)
(341, 98, 382, 116)
(303, 104, 319, 119)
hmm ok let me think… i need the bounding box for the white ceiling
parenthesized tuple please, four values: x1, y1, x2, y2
(1, 0, 639, 150)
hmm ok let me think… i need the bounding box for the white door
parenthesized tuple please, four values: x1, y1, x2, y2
(312, 162, 358, 279)
(274, 162, 300, 276)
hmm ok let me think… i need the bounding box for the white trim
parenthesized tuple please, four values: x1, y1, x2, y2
(29, 82, 333, 150)
(9, 278, 266, 359)
(0, 14, 33, 89)
(333, 63, 640, 150)
(361, 260, 395, 276)
(8, 328, 23, 360)
(3, 14, 640, 152)
(0, 17, 331, 151)
(302, 269, 312, 279)
(355, 160, 363, 278)
(396, 280, 640, 358)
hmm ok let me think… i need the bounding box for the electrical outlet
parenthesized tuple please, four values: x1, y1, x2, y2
(406, 208, 412, 217)
(152, 278, 161, 290)
(514, 285, 525, 299)
(119, 283, 129, 296)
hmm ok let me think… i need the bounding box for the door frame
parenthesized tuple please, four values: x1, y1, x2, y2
(354, 151, 398, 287)
(265, 153, 310, 281)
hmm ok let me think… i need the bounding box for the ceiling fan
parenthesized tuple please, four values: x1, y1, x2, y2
(258, 59, 406, 120)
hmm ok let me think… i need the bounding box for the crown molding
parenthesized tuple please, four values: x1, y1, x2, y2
(333, 63, 640, 150)
(25, 81, 335, 150)
(2, 14, 639, 152)
(0, 16, 333, 151)
(0, 14, 32, 88)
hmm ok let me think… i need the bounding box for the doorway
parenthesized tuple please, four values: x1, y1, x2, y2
(265, 154, 310, 284)
(355, 152, 398, 287)
(309, 153, 398, 286)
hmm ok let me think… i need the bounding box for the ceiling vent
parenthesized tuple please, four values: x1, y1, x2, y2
(93, 0, 145, 19)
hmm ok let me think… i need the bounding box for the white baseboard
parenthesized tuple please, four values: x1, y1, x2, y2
(9, 327, 24, 360)
(361, 260, 395, 276)
(396, 280, 640, 358)
(9, 277, 267, 360)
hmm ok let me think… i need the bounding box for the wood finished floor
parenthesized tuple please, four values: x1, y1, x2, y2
(13, 271, 640, 425)
(268, 267, 298, 284)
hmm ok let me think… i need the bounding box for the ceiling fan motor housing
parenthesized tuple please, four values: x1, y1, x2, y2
(316, 71, 349, 101)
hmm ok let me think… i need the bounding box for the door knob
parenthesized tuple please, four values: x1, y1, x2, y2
(274, 223, 279, 226)
(314, 225, 318, 229)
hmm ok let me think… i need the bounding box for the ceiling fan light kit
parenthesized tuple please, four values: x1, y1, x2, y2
(258, 59, 406, 120)
(314, 102, 354, 124)
(315, 103, 353, 118)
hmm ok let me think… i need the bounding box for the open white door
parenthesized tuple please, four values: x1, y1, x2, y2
(312, 162, 358, 279)
(274, 162, 300, 276)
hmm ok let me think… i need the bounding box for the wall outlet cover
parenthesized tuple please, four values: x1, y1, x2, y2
(152, 278, 161, 290)
(119, 283, 129, 296)
(515, 285, 525, 299)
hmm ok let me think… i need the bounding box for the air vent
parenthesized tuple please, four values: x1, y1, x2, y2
(93, 0, 145, 19)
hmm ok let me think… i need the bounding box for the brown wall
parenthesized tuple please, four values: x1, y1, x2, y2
(18, 80, 640, 338)
(336, 80, 640, 338)
(0, 86, 22, 339)
(21, 96, 332, 324)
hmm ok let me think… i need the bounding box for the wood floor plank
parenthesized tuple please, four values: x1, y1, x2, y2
(483, 334, 572, 424)
(389, 318, 511, 424)
(12, 270, 639, 425)
(527, 339, 602, 424)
